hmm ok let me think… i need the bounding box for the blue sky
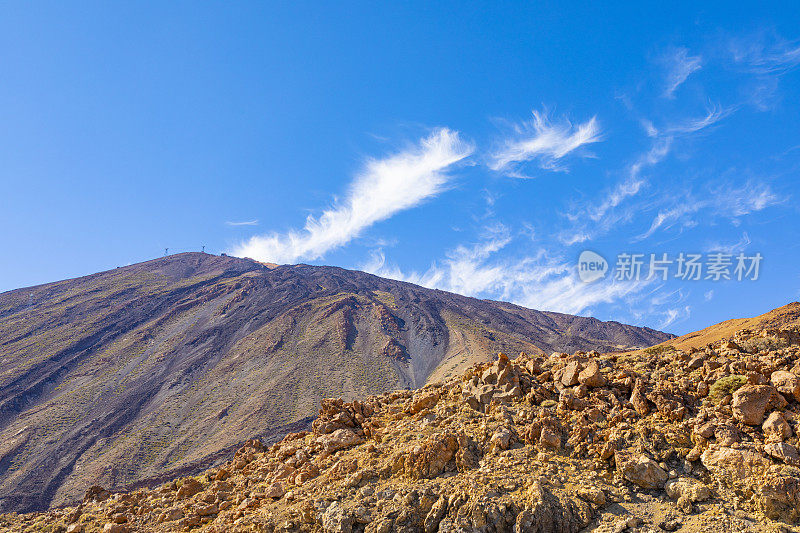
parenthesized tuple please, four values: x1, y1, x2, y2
(2, 1, 799, 334)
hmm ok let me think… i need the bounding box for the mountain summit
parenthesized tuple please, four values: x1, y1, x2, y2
(0, 253, 671, 512)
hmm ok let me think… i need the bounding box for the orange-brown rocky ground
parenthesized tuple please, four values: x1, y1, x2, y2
(3, 325, 800, 533)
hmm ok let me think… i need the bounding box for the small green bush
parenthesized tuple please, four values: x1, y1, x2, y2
(643, 344, 677, 355)
(708, 375, 747, 404)
(738, 337, 789, 354)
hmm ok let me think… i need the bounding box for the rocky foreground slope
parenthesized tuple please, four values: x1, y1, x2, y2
(5, 323, 800, 532)
(0, 253, 671, 513)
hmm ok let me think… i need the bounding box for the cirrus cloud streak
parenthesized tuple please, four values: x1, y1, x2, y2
(489, 110, 602, 177)
(232, 128, 473, 264)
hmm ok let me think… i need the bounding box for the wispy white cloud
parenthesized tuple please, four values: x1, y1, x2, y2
(638, 181, 779, 240)
(643, 104, 734, 138)
(664, 104, 735, 135)
(232, 128, 473, 263)
(726, 32, 800, 110)
(364, 227, 652, 316)
(225, 219, 259, 226)
(559, 138, 671, 245)
(600, 138, 671, 218)
(658, 306, 691, 330)
(588, 177, 647, 223)
(705, 232, 752, 255)
(519, 272, 654, 317)
(641, 119, 659, 138)
(730, 34, 800, 75)
(722, 183, 780, 216)
(635, 288, 691, 331)
(637, 201, 700, 240)
(662, 47, 702, 98)
(563, 101, 741, 246)
(489, 109, 602, 177)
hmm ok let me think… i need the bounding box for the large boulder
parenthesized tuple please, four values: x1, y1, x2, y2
(539, 427, 561, 449)
(770, 371, 800, 402)
(406, 390, 440, 414)
(561, 361, 581, 387)
(731, 385, 786, 425)
(630, 379, 650, 416)
(760, 470, 800, 523)
(392, 431, 460, 479)
(615, 452, 668, 489)
(665, 477, 711, 502)
(514, 480, 594, 533)
(423, 497, 447, 533)
(665, 477, 711, 512)
(700, 445, 772, 480)
(578, 360, 606, 388)
(317, 428, 364, 454)
(489, 426, 513, 452)
(176, 478, 203, 499)
(764, 442, 800, 466)
(762, 411, 792, 442)
(322, 502, 354, 533)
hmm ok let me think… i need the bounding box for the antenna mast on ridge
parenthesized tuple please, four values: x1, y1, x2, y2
(164, 248, 169, 257)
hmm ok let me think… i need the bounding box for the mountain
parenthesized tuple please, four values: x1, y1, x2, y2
(0, 253, 672, 512)
(645, 302, 800, 352)
(4, 305, 799, 532)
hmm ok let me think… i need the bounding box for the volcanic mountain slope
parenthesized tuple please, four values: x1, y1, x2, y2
(4, 310, 800, 532)
(647, 302, 800, 352)
(0, 253, 671, 513)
